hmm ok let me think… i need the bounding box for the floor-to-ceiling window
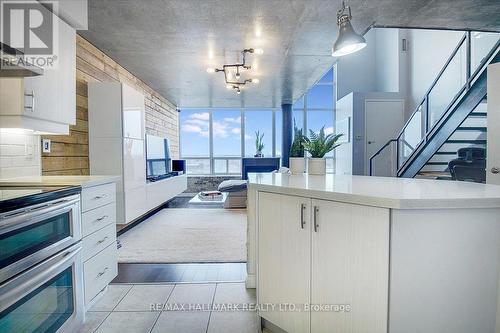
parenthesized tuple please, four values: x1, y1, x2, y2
(244, 110, 273, 158)
(212, 109, 242, 174)
(292, 68, 336, 172)
(180, 67, 336, 175)
(179, 109, 211, 174)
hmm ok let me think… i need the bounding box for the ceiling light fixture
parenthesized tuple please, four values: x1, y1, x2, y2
(332, 0, 366, 57)
(206, 48, 263, 94)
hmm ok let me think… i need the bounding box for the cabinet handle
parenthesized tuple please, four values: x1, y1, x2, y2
(97, 236, 108, 244)
(24, 90, 35, 112)
(97, 267, 109, 277)
(93, 194, 108, 200)
(313, 206, 319, 232)
(300, 203, 306, 229)
(95, 215, 108, 222)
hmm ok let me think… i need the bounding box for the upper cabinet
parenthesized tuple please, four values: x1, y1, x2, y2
(122, 84, 145, 140)
(0, 3, 76, 134)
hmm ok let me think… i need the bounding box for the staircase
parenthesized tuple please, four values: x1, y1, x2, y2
(418, 99, 487, 178)
(370, 31, 499, 181)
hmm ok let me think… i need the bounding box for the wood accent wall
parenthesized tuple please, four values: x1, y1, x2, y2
(42, 35, 179, 175)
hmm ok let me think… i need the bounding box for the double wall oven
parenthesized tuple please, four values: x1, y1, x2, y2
(0, 189, 84, 333)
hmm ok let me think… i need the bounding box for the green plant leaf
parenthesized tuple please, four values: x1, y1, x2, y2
(303, 126, 344, 158)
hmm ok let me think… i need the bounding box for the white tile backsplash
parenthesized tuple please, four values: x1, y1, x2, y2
(0, 130, 41, 178)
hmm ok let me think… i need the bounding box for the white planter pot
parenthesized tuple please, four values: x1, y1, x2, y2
(289, 157, 306, 174)
(308, 158, 326, 175)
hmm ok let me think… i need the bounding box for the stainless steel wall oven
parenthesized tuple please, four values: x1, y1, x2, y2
(0, 191, 84, 333)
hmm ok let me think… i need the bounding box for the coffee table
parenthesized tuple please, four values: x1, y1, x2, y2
(188, 192, 228, 206)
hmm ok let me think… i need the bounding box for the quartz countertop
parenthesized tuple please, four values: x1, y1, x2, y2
(0, 175, 120, 188)
(247, 173, 500, 209)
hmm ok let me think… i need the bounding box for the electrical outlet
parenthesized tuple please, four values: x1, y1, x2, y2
(42, 139, 51, 153)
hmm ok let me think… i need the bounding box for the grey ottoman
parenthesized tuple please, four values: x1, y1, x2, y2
(218, 180, 248, 209)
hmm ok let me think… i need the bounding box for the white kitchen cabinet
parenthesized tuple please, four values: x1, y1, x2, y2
(123, 138, 146, 191)
(257, 193, 389, 333)
(125, 185, 147, 222)
(89, 83, 146, 225)
(122, 84, 145, 140)
(257, 192, 311, 333)
(0, 5, 76, 134)
(310, 199, 389, 333)
(89, 83, 186, 225)
(251, 173, 500, 333)
(56, 17, 77, 125)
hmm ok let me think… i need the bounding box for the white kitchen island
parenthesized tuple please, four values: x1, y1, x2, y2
(247, 173, 500, 333)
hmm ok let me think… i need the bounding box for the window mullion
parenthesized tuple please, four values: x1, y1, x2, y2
(209, 110, 214, 174)
(272, 110, 276, 157)
(241, 109, 245, 158)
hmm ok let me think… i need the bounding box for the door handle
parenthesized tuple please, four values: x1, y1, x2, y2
(300, 203, 306, 229)
(368, 141, 375, 144)
(491, 167, 500, 174)
(313, 206, 319, 232)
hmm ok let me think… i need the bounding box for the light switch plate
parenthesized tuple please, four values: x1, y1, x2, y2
(42, 139, 51, 153)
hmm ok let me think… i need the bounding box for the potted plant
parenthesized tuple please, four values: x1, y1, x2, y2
(303, 126, 343, 175)
(289, 120, 306, 174)
(254, 131, 265, 157)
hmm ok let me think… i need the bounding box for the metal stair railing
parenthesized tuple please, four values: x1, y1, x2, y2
(369, 31, 500, 177)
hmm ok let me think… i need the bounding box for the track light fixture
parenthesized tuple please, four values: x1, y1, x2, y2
(206, 48, 263, 94)
(332, 0, 366, 57)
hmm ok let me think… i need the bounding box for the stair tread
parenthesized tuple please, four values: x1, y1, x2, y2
(446, 139, 487, 144)
(435, 151, 457, 155)
(416, 171, 452, 180)
(426, 162, 449, 165)
(456, 127, 487, 131)
(468, 112, 487, 117)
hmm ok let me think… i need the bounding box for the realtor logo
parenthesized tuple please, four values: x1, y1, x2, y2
(1, 0, 54, 54)
(1, 0, 58, 69)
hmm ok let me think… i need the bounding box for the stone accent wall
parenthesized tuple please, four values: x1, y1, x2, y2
(185, 176, 241, 193)
(42, 35, 179, 175)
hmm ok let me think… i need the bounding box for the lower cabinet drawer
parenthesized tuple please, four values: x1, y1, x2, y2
(82, 223, 116, 262)
(82, 183, 116, 212)
(82, 202, 116, 237)
(83, 243, 118, 305)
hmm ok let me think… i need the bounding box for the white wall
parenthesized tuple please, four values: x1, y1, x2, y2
(335, 93, 354, 175)
(405, 29, 465, 115)
(0, 130, 41, 178)
(335, 92, 404, 175)
(336, 28, 402, 100)
(375, 29, 400, 93)
(336, 30, 377, 100)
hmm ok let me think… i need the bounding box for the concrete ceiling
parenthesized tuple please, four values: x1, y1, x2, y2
(80, 0, 500, 108)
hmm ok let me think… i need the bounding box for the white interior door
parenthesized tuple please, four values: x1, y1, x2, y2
(487, 63, 500, 184)
(365, 100, 404, 176)
(257, 192, 311, 333)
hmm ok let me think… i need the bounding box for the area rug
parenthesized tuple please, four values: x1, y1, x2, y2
(117, 209, 247, 263)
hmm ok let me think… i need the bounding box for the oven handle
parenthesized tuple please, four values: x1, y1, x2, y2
(0, 243, 82, 313)
(0, 195, 80, 234)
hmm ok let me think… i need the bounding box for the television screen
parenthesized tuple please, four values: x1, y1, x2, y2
(146, 135, 171, 178)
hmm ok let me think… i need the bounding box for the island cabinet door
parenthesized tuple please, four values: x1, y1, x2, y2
(257, 192, 311, 333)
(310, 199, 390, 333)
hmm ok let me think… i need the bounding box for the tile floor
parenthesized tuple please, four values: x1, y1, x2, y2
(78, 282, 261, 333)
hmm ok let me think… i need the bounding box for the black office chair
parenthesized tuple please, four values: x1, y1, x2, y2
(448, 147, 486, 183)
(453, 165, 486, 183)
